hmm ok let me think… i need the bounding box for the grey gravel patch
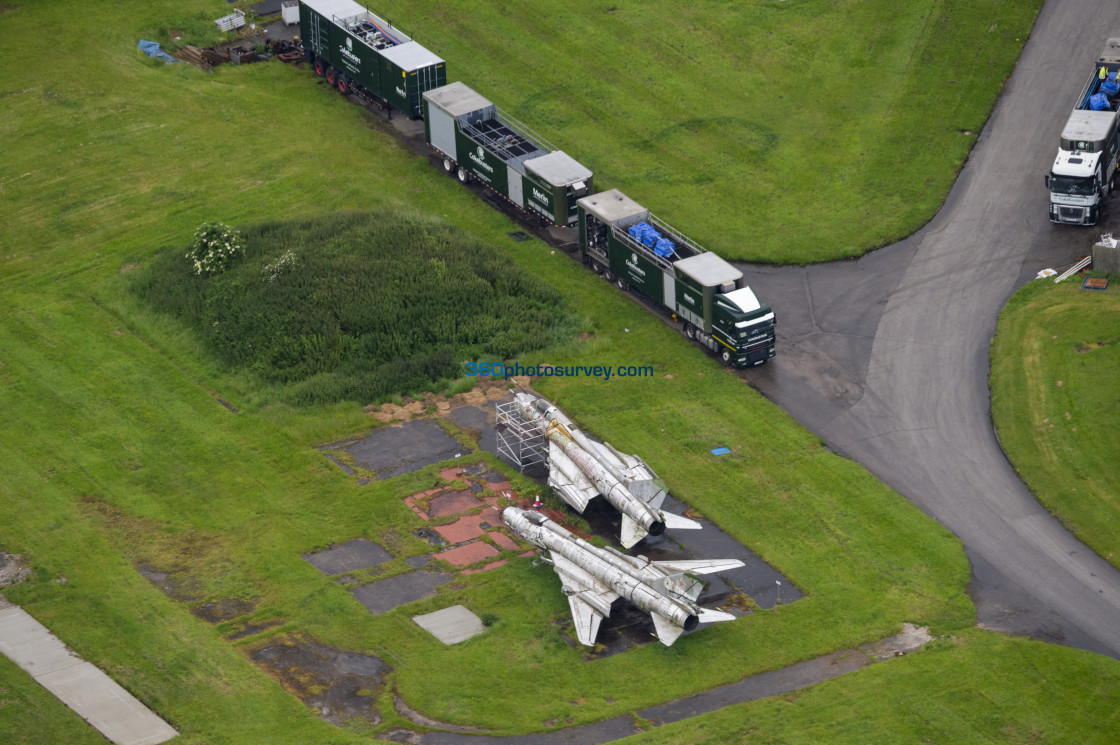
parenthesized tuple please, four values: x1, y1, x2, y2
(305, 538, 393, 575)
(413, 529, 448, 547)
(405, 555, 431, 568)
(352, 571, 453, 616)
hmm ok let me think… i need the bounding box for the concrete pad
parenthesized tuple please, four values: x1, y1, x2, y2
(38, 662, 178, 745)
(412, 605, 485, 644)
(351, 570, 453, 616)
(0, 606, 85, 675)
(304, 539, 393, 575)
(0, 606, 176, 745)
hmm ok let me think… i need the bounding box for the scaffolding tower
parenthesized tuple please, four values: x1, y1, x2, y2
(495, 399, 547, 472)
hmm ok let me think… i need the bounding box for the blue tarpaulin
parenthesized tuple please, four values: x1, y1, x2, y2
(1089, 92, 1111, 111)
(138, 40, 178, 64)
(653, 237, 676, 258)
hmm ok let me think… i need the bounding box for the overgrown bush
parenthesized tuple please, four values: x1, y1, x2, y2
(186, 222, 244, 276)
(137, 211, 579, 405)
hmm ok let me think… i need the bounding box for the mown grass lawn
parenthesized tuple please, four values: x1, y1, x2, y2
(2, 1, 1119, 744)
(991, 277, 1120, 570)
(370, 0, 1041, 263)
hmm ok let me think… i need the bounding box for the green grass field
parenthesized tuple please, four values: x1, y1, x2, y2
(370, 0, 1040, 263)
(990, 277, 1120, 570)
(2, 0, 1120, 743)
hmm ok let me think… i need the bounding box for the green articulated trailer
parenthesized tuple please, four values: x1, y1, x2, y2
(300, 0, 446, 118)
(422, 81, 593, 227)
(578, 189, 776, 367)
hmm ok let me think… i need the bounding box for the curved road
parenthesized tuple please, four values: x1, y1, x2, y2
(742, 0, 1120, 659)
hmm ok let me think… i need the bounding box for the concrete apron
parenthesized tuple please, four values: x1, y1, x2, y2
(0, 600, 177, 745)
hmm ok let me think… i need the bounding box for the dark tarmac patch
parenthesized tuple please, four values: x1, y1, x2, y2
(413, 529, 448, 548)
(351, 570, 453, 616)
(136, 564, 203, 602)
(250, 634, 385, 727)
(580, 498, 801, 611)
(450, 405, 499, 455)
(227, 619, 283, 640)
(304, 538, 393, 575)
(338, 419, 471, 480)
(190, 597, 256, 623)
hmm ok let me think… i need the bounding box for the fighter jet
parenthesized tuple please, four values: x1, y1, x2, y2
(503, 507, 742, 647)
(513, 392, 700, 548)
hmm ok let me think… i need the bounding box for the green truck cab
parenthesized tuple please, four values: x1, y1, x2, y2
(577, 189, 775, 367)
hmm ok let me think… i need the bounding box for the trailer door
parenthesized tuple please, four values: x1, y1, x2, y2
(508, 167, 524, 208)
(662, 270, 675, 308)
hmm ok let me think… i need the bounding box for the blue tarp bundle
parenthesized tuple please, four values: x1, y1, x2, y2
(653, 237, 676, 258)
(1103, 79, 1120, 97)
(628, 221, 662, 248)
(138, 40, 178, 64)
(1090, 92, 1111, 111)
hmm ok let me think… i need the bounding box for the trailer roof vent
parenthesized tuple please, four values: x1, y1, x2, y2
(1069, 157, 1084, 164)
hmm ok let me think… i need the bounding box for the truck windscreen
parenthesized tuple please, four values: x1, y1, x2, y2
(1050, 175, 1097, 195)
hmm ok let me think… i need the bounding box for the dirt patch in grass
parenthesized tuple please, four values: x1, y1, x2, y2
(250, 633, 387, 727)
(0, 552, 31, 587)
(190, 596, 256, 623)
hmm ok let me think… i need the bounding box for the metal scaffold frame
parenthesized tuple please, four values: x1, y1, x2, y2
(495, 400, 547, 471)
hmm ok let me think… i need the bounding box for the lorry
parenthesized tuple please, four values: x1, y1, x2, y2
(422, 81, 593, 227)
(577, 189, 775, 367)
(299, 0, 446, 119)
(1047, 38, 1120, 225)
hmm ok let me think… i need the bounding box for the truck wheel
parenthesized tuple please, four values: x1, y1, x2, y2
(591, 261, 604, 275)
(313, 58, 327, 77)
(337, 75, 349, 95)
(326, 67, 338, 86)
(684, 323, 696, 340)
(721, 348, 732, 365)
(615, 276, 627, 291)
(457, 167, 470, 184)
(604, 268, 615, 282)
(443, 158, 454, 174)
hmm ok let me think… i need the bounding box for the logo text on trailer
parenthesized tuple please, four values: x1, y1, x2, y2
(626, 252, 647, 277)
(469, 146, 494, 173)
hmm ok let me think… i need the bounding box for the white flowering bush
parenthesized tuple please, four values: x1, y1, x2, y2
(262, 249, 297, 282)
(186, 222, 244, 276)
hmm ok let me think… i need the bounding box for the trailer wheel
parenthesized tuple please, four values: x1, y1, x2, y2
(313, 58, 327, 77)
(443, 158, 454, 174)
(720, 348, 732, 365)
(457, 167, 471, 184)
(603, 268, 615, 282)
(684, 323, 696, 341)
(337, 75, 349, 95)
(591, 261, 604, 275)
(615, 276, 627, 291)
(326, 67, 339, 86)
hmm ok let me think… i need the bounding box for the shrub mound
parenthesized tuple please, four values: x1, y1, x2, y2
(137, 211, 577, 404)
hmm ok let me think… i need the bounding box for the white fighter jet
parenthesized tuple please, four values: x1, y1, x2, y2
(503, 507, 742, 646)
(513, 392, 700, 548)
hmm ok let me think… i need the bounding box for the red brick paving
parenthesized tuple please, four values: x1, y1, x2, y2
(439, 467, 462, 482)
(463, 559, 507, 575)
(519, 550, 537, 558)
(428, 490, 481, 517)
(434, 514, 487, 544)
(437, 541, 499, 566)
(485, 480, 513, 494)
(490, 531, 520, 551)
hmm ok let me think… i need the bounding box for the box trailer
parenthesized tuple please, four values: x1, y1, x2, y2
(300, 0, 445, 118)
(578, 189, 775, 367)
(422, 81, 592, 227)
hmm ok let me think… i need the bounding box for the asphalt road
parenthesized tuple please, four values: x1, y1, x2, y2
(741, 0, 1120, 659)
